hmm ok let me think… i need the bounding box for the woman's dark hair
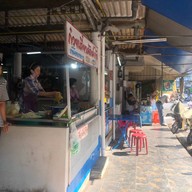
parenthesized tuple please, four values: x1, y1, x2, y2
(127, 93, 133, 98)
(128, 100, 136, 105)
(70, 78, 77, 87)
(127, 93, 136, 105)
(30, 62, 40, 71)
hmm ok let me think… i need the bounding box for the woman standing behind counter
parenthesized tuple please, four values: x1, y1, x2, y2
(23, 63, 60, 113)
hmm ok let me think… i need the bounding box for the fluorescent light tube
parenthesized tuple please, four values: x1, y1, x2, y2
(27, 51, 41, 55)
(124, 38, 167, 44)
(112, 38, 167, 45)
(125, 53, 162, 58)
(117, 56, 121, 66)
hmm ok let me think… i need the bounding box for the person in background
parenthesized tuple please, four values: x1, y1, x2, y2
(0, 64, 9, 134)
(126, 93, 138, 114)
(70, 78, 80, 103)
(70, 78, 80, 112)
(23, 63, 60, 113)
(152, 90, 169, 126)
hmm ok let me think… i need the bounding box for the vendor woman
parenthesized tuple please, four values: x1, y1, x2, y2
(23, 63, 59, 113)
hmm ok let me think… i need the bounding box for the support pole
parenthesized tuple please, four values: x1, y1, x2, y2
(65, 66, 71, 186)
(161, 62, 163, 96)
(66, 67, 71, 119)
(112, 53, 116, 141)
(101, 34, 106, 156)
(91, 32, 101, 105)
(92, 32, 102, 154)
(13, 53, 22, 79)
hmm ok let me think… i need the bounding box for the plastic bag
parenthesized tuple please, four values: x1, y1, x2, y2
(69, 122, 80, 155)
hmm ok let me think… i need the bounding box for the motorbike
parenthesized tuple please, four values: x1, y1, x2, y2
(187, 129, 192, 145)
(170, 100, 192, 145)
(182, 111, 192, 145)
(170, 100, 186, 134)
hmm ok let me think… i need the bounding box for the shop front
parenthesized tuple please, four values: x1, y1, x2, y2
(0, 21, 101, 192)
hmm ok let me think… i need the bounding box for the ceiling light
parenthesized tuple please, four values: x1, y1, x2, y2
(125, 38, 167, 44)
(71, 62, 77, 69)
(112, 38, 167, 45)
(117, 56, 122, 66)
(124, 53, 162, 58)
(27, 51, 41, 55)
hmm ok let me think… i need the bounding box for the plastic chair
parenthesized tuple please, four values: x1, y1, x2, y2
(130, 133, 148, 156)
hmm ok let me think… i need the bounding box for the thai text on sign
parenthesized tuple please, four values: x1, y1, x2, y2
(66, 21, 98, 68)
(77, 124, 88, 140)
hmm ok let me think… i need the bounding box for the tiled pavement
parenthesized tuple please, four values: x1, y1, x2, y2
(84, 123, 192, 192)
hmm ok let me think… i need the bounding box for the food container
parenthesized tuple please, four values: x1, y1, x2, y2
(49, 105, 66, 116)
(45, 105, 66, 116)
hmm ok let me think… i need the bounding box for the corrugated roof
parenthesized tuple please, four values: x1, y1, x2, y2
(0, 0, 146, 52)
(0, 0, 185, 79)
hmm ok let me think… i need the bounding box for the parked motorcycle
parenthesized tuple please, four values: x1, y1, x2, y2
(170, 100, 192, 145)
(182, 110, 192, 145)
(187, 129, 192, 145)
(170, 100, 186, 134)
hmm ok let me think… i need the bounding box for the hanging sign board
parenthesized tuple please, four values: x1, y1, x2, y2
(162, 80, 174, 91)
(66, 21, 98, 68)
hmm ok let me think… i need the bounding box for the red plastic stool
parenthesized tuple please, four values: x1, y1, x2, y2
(130, 133, 148, 156)
(128, 128, 143, 143)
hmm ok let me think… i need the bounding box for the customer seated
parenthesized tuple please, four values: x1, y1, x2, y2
(126, 93, 139, 114)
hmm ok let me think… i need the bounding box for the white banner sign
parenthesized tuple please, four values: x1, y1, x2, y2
(66, 21, 98, 68)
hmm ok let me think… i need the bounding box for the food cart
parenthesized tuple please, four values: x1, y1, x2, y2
(0, 21, 101, 192)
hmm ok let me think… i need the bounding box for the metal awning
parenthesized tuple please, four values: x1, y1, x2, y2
(142, 0, 192, 75)
(0, 0, 192, 77)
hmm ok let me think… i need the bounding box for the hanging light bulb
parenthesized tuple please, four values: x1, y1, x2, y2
(71, 62, 78, 69)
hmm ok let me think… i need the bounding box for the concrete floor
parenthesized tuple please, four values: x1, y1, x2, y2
(84, 123, 192, 192)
